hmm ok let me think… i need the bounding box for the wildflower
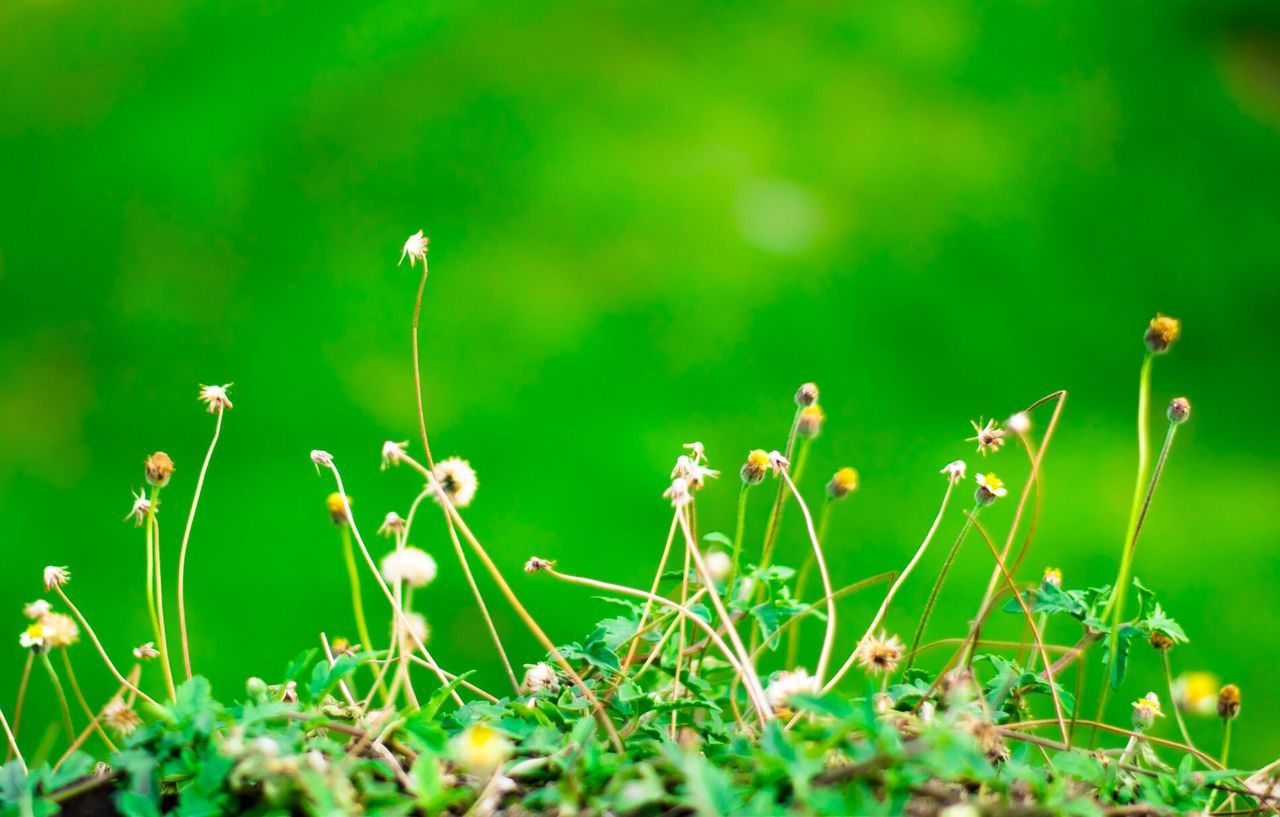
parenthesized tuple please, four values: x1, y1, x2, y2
(1042, 567, 1063, 588)
(144, 452, 175, 488)
(1006, 412, 1031, 435)
(524, 556, 553, 574)
(1145, 313, 1181, 354)
(133, 642, 159, 660)
(124, 489, 153, 526)
(1172, 671, 1219, 716)
(331, 638, 356, 656)
(683, 441, 706, 462)
(1132, 692, 1164, 731)
(672, 455, 719, 489)
(39, 613, 79, 648)
(198, 383, 234, 413)
(310, 450, 334, 472)
(380, 440, 408, 470)
(767, 450, 790, 473)
(663, 477, 693, 508)
(326, 493, 352, 525)
(431, 456, 478, 508)
(44, 566, 70, 590)
(380, 547, 438, 588)
(452, 724, 512, 773)
(705, 551, 732, 582)
(1218, 684, 1241, 720)
(19, 624, 45, 651)
(740, 449, 771, 485)
(797, 405, 825, 439)
(765, 667, 817, 712)
(826, 466, 859, 499)
(521, 662, 560, 696)
(856, 631, 905, 677)
(402, 612, 430, 645)
(103, 698, 142, 737)
(400, 230, 429, 267)
(968, 419, 1006, 456)
(23, 600, 51, 620)
(1150, 632, 1175, 651)
(1168, 397, 1192, 425)
(378, 512, 406, 537)
(940, 460, 967, 484)
(795, 382, 819, 407)
(974, 472, 1007, 506)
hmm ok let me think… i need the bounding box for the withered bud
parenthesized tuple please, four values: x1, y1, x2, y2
(1144, 314, 1181, 354)
(797, 405, 825, 439)
(1167, 397, 1191, 425)
(826, 467, 859, 500)
(1149, 632, 1175, 651)
(740, 449, 771, 485)
(144, 452, 175, 488)
(1218, 684, 1241, 721)
(795, 382, 819, 407)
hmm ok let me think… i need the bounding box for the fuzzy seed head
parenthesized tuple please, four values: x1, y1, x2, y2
(1145, 313, 1181, 354)
(23, 600, 51, 620)
(521, 662, 560, 696)
(663, 477, 693, 508)
(740, 449, 771, 485)
(795, 382, 819, 407)
(856, 631, 905, 677)
(705, 551, 732, 582)
(524, 556, 553, 574)
(431, 456, 478, 508)
(39, 612, 79, 648)
(826, 466, 859, 499)
(968, 419, 1006, 457)
(310, 450, 334, 472)
(765, 667, 817, 713)
(940, 460, 967, 484)
(198, 383, 233, 413)
(1006, 412, 1031, 435)
(767, 450, 790, 473)
(402, 612, 430, 646)
(672, 455, 719, 489)
(378, 512, 406, 538)
(125, 489, 153, 526)
(43, 566, 70, 591)
(1218, 684, 1241, 720)
(103, 698, 142, 736)
(380, 547, 438, 588)
(400, 230, 429, 267)
(144, 452, 175, 488)
(1168, 397, 1191, 425)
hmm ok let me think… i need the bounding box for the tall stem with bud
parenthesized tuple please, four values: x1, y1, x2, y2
(177, 405, 226, 680)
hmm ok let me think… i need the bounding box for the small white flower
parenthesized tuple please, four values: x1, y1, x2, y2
(133, 642, 160, 660)
(765, 667, 817, 711)
(521, 662, 560, 696)
(705, 551, 732, 583)
(663, 477, 693, 508)
(124, 489, 153, 526)
(310, 450, 334, 473)
(431, 456, 478, 508)
(198, 383, 234, 413)
(400, 230, 429, 267)
(682, 441, 706, 462)
(672, 455, 720, 489)
(380, 440, 408, 470)
(39, 613, 79, 648)
(967, 418, 1006, 456)
(380, 547, 438, 588)
(940, 460, 967, 484)
(43, 566, 70, 591)
(402, 611, 430, 645)
(767, 450, 790, 473)
(377, 512, 406, 538)
(1006, 412, 1031, 435)
(1132, 691, 1164, 731)
(19, 624, 45, 650)
(23, 600, 51, 620)
(974, 472, 1008, 500)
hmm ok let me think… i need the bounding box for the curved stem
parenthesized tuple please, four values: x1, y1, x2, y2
(0, 704, 21, 773)
(60, 648, 115, 753)
(52, 586, 159, 708)
(148, 506, 178, 700)
(411, 261, 437, 472)
(619, 511, 680, 674)
(8, 652, 33, 759)
(40, 651, 76, 742)
(777, 468, 836, 684)
(1163, 650, 1196, 752)
(759, 408, 802, 572)
(904, 506, 979, 675)
(441, 505, 519, 695)
(340, 525, 376, 660)
(725, 485, 750, 603)
(177, 408, 224, 680)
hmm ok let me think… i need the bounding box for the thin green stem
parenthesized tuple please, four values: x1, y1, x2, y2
(787, 498, 833, 668)
(724, 485, 750, 603)
(905, 505, 980, 674)
(177, 407, 225, 680)
(7, 652, 33, 759)
(759, 407, 802, 572)
(1163, 650, 1196, 752)
(440, 505, 519, 695)
(1221, 719, 1233, 768)
(50, 586, 159, 708)
(411, 260, 437, 472)
(60, 648, 115, 753)
(0, 703, 25, 774)
(39, 652, 75, 742)
(340, 525, 376, 659)
(147, 497, 178, 700)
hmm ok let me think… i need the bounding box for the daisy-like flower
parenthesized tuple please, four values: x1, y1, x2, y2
(1042, 567, 1063, 588)
(431, 456, 478, 508)
(23, 600, 51, 620)
(705, 551, 732, 582)
(1172, 671, 1219, 716)
(44, 566, 70, 591)
(198, 383, 234, 413)
(1131, 691, 1164, 731)
(740, 449, 772, 485)
(39, 613, 79, 648)
(683, 441, 706, 462)
(663, 477, 693, 508)
(521, 662, 560, 696)
(103, 697, 142, 736)
(967, 419, 1006, 457)
(974, 472, 1007, 506)
(380, 440, 408, 470)
(377, 512, 406, 538)
(856, 631, 905, 677)
(940, 460, 967, 484)
(452, 724, 512, 773)
(133, 642, 160, 660)
(768, 450, 790, 473)
(524, 556, 553, 574)
(125, 489, 153, 526)
(144, 451, 175, 488)
(19, 624, 45, 651)
(765, 667, 817, 712)
(400, 230, 429, 267)
(672, 456, 719, 490)
(380, 547, 438, 588)
(1006, 411, 1031, 436)
(827, 467, 859, 499)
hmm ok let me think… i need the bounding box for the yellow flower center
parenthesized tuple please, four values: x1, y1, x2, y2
(983, 474, 1004, 492)
(25, 624, 43, 639)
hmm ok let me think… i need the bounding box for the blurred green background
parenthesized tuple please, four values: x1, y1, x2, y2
(2, 0, 1279, 767)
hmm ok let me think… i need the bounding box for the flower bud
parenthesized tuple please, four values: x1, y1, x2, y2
(145, 452, 175, 488)
(1218, 684, 1241, 721)
(1042, 567, 1063, 588)
(974, 473, 1007, 506)
(246, 677, 268, 698)
(326, 492, 352, 525)
(1131, 692, 1163, 731)
(740, 449, 771, 485)
(796, 405, 825, 439)
(795, 382, 819, 407)
(1167, 397, 1191, 425)
(1144, 314, 1181, 354)
(1149, 632, 1174, 651)
(826, 467, 859, 500)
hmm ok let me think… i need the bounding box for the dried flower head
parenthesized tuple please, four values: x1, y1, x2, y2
(765, 667, 817, 712)
(826, 466, 859, 499)
(144, 452, 175, 488)
(740, 449, 771, 485)
(705, 551, 732, 582)
(524, 556, 553, 574)
(968, 419, 1006, 457)
(974, 472, 1007, 506)
(960, 715, 1009, 763)
(682, 441, 706, 462)
(380, 547, 438, 588)
(856, 631, 905, 677)
(768, 450, 790, 473)
(39, 613, 79, 648)
(797, 405, 825, 439)
(1150, 632, 1175, 651)
(133, 642, 160, 660)
(1167, 397, 1191, 425)
(23, 600, 51, 620)
(940, 460, 967, 484)
(310, 450, 334, 473)
(795, 382, 819, 407)
(400, 230, 429, 267)
(1145, 313, 1181, 354)
(19, 624, 45, 651)
(1042, 567, 1063, 588)
(402, 612, 430, 645)
(1172, 671, 1219, 716)
(378, 512, 406, 538)
(381, 440, 409, 470)
(521, 662, 560, 696)
(1218, 684, 1241, 721)
(326, 492, 352, 525)
(672, 455, 720, 489)
(1006, 412, 1031, 435)
(125, 489, 153, 526)
(198, 383, 234, 413)
(1132, 691, 1164, 731)
(452, 723, 512, 773)
(103, 698, 142, 737)
(281, 680, 298, 704)
(663, 477, 693, 508)
(44, 566, 70, 591)
(431, 456, 478, 508)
